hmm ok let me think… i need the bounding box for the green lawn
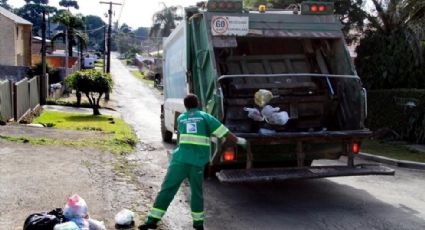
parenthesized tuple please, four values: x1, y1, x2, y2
(362, 140, 425, 163)
(131, 70, 154, 85)
(24, 110, 139, 154)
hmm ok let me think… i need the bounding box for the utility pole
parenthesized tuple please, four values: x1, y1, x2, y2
(102, 25, 106, 73)
(40, 9, 47, 104)
(100, 1, 122, 74)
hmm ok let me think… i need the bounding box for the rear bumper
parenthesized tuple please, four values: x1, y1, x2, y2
(217, 164, 395, 183)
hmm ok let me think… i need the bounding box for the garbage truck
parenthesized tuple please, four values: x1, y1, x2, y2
(160, 0, 394, 183)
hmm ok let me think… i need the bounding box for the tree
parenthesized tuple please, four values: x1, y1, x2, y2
(355, 0, 425, 89)
(66, 70, 113, 115)
(52, 10, 88, 57)
(0, 0, 11, 9)
(59, 0, 79, 9)
(15, 1, 57, 36)
(149, 4, 183, 38)
(134, 27, 149, 41)
(84, 15, 106, 50)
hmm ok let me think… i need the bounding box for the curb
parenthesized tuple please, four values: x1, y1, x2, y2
(357, 152, 425, 170)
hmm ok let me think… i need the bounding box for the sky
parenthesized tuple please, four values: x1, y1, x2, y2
(8, 0, 200, 28)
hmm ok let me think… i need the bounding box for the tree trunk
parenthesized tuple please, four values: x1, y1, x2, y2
(93, 105, 101, 116)
(76, 90, 81, 107)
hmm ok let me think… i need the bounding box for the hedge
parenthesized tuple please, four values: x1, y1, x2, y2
(366, 89, 425, 143)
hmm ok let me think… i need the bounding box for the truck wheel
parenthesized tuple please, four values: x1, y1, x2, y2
(161, 117, 173, 143)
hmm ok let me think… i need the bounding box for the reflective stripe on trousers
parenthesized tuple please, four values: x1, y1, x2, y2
(192, 211, 205, 221)
(148, 207, 166, 219)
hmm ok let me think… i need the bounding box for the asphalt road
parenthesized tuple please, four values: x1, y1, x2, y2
(111, 55, 425, 230)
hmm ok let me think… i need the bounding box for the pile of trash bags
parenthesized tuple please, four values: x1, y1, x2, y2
(244, 89, 289, 126)
(23, 194, 136, 230)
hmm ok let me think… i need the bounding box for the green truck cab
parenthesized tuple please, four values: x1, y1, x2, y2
(161, 1, 394, 182)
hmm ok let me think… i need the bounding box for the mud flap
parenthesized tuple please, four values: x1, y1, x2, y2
(216, 164, 395, 183)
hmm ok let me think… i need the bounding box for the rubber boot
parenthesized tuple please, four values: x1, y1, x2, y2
(138, 219, 159, 230)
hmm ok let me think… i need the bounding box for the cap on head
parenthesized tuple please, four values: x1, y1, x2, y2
(184, 94, 199, 109)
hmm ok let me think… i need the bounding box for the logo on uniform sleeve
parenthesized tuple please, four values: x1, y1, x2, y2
(187, 123, 197, 133)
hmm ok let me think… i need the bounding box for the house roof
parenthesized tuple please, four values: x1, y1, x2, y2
(0, 6, 32, 25)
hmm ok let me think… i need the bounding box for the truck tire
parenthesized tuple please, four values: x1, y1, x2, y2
(161, 117, 173, 143)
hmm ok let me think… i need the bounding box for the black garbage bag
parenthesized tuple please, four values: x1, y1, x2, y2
(23, 208, 65, 230)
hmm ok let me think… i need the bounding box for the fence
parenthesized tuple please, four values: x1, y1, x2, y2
(0, 80, 14, 122)
(14, 79, 30, 121)
(0, 76, 42, 122)
(28, 77, 40, 110)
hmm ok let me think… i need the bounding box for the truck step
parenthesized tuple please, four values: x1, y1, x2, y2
(216, 164, 395, 183)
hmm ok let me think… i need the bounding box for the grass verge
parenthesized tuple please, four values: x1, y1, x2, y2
(362, 140, 425, 163)
(130, 70, 154, 85)
(2, 110, 138, 155)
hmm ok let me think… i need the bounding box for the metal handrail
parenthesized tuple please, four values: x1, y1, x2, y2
(218, 73, 360, 81)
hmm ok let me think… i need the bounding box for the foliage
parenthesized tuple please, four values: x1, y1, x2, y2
(355, 0, 425, 89)
(356, 30, 425, 89)
(134, 27, 149, 41)
(149, 4, 183, 39)
(366, 89, 425, 144)
(52, 10, 88, 57)
(0, 0, 11, 9)
(15, 1, 57, 36)
(59, 0, 79, 9)
(84, 15, 106, 50)
(113, 24, 142, 57)
(66, 70, 113, 115)
(28, 62, 62, 84)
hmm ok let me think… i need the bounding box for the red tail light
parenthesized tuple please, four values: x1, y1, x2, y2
(310, 5, 318, 12)
(319, 5, 326, 12)
(223, 148, 235, 161)
(352, 143, 360, 154)
(209, 2, 217, 9)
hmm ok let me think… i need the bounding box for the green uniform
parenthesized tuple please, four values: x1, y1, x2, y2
(146, 108, 229, 226)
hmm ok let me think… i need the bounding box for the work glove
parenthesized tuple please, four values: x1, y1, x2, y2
(236, 137, 248, 149)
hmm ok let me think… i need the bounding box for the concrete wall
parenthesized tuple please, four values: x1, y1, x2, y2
(0, 13, 17, 66)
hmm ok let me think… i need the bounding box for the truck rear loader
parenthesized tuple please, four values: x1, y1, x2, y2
(161, 0, 394, 183)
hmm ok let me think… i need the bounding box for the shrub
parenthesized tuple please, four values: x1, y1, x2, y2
(66, 70, 113, 115)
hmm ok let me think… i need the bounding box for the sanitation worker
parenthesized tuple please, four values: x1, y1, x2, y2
(139, 94, 247, 230)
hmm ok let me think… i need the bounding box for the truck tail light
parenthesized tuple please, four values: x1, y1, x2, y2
(207, 1, 243, 12)
(301, 2, 334, 15)
(352, 143, 360, 154)
(223, 147, 236, 161)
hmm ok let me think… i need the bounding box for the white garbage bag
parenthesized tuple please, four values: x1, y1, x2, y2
(261, 105, 289, 126)
(244, 107, 264, 121)
(114, 209, 135, 226)
(54, 222, 79, 230)
(267, 111, 289, 125)
(261, 105, 280, 118)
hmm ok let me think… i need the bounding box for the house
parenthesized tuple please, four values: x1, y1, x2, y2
(0, 6, 32, 67)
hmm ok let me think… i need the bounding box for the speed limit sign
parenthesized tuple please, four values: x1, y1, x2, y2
(211, 16, 229, 35)
(211, 16, 249, 36)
